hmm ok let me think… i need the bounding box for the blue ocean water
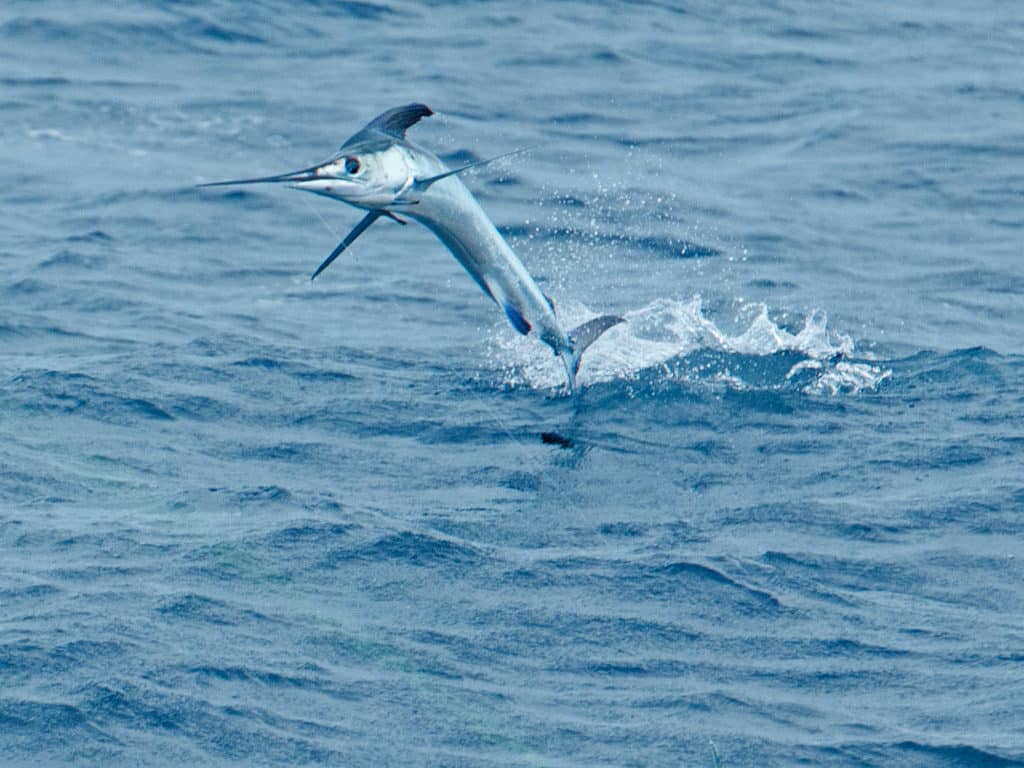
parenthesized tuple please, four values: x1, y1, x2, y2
(2, 1, 1023, 765)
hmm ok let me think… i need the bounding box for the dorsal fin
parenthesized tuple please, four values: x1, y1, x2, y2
(364, 103, 433, 139)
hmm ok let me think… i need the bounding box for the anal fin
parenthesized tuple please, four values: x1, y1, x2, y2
(503, 302, 531, 335)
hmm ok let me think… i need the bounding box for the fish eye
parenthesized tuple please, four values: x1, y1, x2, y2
(344, 156, 361, 175)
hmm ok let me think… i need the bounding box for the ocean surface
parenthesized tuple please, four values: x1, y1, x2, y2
(2, 2, 1023, 766)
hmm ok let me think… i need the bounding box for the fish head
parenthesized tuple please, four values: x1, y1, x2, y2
(287, 140, 419, 209)
(198, 103, 438, 211)
(197, 139, 418, 211)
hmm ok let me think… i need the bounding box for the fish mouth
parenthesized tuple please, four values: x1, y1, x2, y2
(287, 177, 364, 199)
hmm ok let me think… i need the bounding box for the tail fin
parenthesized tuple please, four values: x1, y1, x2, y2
(563, 314, 624, 394)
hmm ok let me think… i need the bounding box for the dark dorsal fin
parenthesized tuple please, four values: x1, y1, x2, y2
(364, 103, 434, 139)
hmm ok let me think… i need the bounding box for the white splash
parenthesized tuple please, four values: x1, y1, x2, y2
(488, 296, 891, 396)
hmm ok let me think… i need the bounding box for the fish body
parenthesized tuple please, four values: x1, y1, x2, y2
(200, 104, 622, 393)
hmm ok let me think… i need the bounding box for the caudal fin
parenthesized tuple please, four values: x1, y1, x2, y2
(563, 314, 625, 393)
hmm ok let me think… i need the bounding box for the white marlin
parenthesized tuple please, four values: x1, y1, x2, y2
(199, 103, 623, 395)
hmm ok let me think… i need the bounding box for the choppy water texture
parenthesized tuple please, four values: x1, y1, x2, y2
(2, 2, 1023, 766)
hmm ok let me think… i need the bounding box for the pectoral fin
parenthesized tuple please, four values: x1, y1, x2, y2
(411, 146, 536, 193)
(311, 210, 382, 280)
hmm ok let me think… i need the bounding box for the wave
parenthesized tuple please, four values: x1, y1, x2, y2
(841, 739, 1024, 767)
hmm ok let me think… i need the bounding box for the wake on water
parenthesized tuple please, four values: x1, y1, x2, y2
(488, 295, 892, 397)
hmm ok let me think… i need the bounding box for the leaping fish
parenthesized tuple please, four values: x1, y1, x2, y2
(199, 103, 623, 395)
